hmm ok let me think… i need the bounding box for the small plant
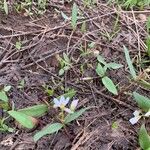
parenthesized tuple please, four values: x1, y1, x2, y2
(96, 55, 123, 95)
(34, 95, 88, 142)
(129, 92, 150, 125)
(57, 53, 72, 76)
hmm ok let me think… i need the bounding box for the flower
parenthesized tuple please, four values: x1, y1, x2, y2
(70, 99, 78, 111)
(53, 96, 79, 114)
(144, 109, 150, 117)
(53, 96, 69, 109)
(129, 110, 142, 125)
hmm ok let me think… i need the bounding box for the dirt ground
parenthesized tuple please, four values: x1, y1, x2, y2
(0, 1, 150, 150)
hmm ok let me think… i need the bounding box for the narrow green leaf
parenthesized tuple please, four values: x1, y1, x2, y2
(34, 123, 63, 142)
(123, 46, 137, 79)
(81, 21, 86, 33)
(106, 63, 123, 69)
(64, 108, 88, 124)
(61, 11, 69, 21)
(71, 3, 78, 30)
(96, 63, 105, 77)
(0, 91, 8, 102)
(8, 111, 37, 129)
(146, 36, 150, 57)
(4, 0, 8, 15)
(102, 76, 118, 95)
(139, 124, 150, 150)
(133, 92, 150, 112)
(97, 55, 107, 65)
(136, 79, 150, 89)
(18, 104, 48, 117)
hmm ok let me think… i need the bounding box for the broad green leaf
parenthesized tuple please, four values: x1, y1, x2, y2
(64, 108, 88, 124)
(139, 124, 150, 150)
(8, 111, 37, 129)
(133, 92, 150, 112)
(18, 104, 48, 117)
(97, 55, 107, 65)
(3, 85, 11, 92)
(96, 63, 105, 77)
(71, 3, 78, 30)
(4, 0, 8, 15)
(58, 89, 76, 99)
(123, 46, 137, 79)
(34, 123, 63, 142)
(106, 63, 123, 69)
(0, 91, 8, 102)
(102, 76, 118, 95)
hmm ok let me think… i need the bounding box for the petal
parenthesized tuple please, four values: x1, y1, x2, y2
(129, 116, 141, 125)
(53, 98, 60, 107)
(133, 110, 141, 117)
(70, 99, 78, 111)
(64, 97, 70, 106)
(144, 111, 150, 117)
(60, 96, 65, 104)
(64, 108, 73, 114)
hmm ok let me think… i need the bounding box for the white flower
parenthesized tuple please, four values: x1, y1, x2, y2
(129, 110, 142, 125)
(70, 99, 78, 111)
(53, 96, 69, 109)
(144, 109, 150, 117)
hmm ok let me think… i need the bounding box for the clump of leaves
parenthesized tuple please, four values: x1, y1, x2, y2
(96, 55, 123, 95)
(34, 93, 88, 142)
(57, 53, 72, 76)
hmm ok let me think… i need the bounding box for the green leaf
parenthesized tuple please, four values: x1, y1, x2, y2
(139, 124, 150, 150)
(58, 89, 76, 99)
(0, 91, 8, 102)
(123, 46, 137, 80)
(106, 63, 123, 69)
(3, 85, 11, 92)
(102, 76, 118, 95)
(63, 53, 70, 63)
(59, 68, 65, 76)
(133, 92, 150, 112)
(97, 55, 107, 65)
(61, 11, 69, 21)
(136, 79, 150, 89)
(15, 41, 22, 50)
(71, 3, 78, 30)
(8, 111, 37, 129)
(64, 108, 88, 124)
(4, 0, 8, 15)
(96, 63, 105, 77)
(146, 36, 150, 57)
(18, 104, 48, 117)
(34, 123, 63, 142)
(81, 21, 86, 33)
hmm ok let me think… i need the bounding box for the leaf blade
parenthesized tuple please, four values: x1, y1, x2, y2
(133, 92, 150, 112)
(139, 124, 150, 150)
(102, 76, 118, 95)
(34, 123, 63, 142)
(123, 46, 137, 79)
(18, 104, 48, 117)
(71, 3, 78, 30)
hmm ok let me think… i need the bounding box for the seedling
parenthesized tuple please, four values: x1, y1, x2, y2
(96, 55, 123, 95)
(34, 95, 88, 142)
(57, 53, 72, 76)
